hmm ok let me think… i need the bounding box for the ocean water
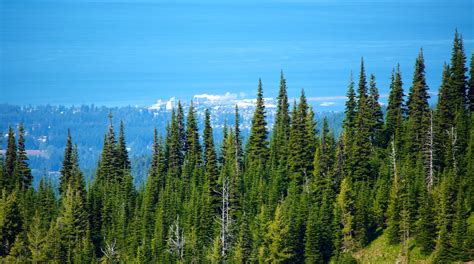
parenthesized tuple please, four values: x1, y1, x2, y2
(1, 0, 472, 109)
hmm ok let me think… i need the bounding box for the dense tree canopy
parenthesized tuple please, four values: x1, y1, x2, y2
(1, 31, 473, 263)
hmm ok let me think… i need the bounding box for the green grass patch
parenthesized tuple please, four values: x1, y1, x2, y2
(352, 231, 430, 264)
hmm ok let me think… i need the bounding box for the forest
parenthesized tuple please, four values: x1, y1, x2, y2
(0, 31, 473, 263)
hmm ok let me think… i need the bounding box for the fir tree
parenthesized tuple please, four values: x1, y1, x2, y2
(265, 204, 293, 262)
(357, 58, 368, 111)
(304, 203, 323, 263)
(4, 127, 16, 191)
(0, 191, 23, 256)
(15, 124, 32, 190)
(449, 30, 468, 111)
(233, 213, 252, 263)
(319, 186, 336, 262)
(367, 74, 384, 147)
(36, 177, 57, 230)
(247, 79, 269, 164)
(344, 72, 357, 135)
(450, 184, 468, 260)
(116, 121, 131, 171)
(27, 211, 48, 262)
(349, 59, 373, 181)
(270, 70, 291, 169)
(406, 49, 430, 156)
(468, 53, 474, 112)
(203, 109, 219, 208)
(386, 142, 402, 244)
(433, 169, 457, 262)
(313, 117, 335, 198)
(415, 185, 436, 254)
(386, 65, 405, 147)
(143, 129, 165, 234)
(6, 232, 30, 262)
(334, 178, 355, 254)
(289, 90, 313, 184)
(233, 105, 243, 175)
(59, 130, 73, 196)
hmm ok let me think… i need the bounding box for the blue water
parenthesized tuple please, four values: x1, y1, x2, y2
(1, 0, 472, 109)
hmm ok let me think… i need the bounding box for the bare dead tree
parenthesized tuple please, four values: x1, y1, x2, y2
(424, 110, 435, 190)
(447, 126, 459, 174)
(167, 215, 185, 262)
(218, 173, 232, 261)
(303, 168, 310, 194)
(391, 140, 398, 182)
(101, 238, 118, 263)
(400, 199, 410, 264)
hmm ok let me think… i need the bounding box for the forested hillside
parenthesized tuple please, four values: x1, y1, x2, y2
(0, 102, 344, 186)
(0, 31, 473, 263)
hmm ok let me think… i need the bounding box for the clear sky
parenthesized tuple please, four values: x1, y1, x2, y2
(1, 0, 472, 109)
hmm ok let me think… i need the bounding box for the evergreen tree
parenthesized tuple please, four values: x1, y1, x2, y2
(357, 58, 368, 108)
(143, 129, 165, 235)
(116, 121, 131, 171)
(386, 146, 401, 244)
(344, 72, 357, 135)
(166, 106, 185, 177)
(59, 130, 73, 196)
(3, 127, 16, 191)
(289, 90, 313, 184)
(233, 213, 252, 263)
(450, 184, 468, 260)
(449, 30, 468, 111)
(27, 211, 48, 262)
(318, 188, 335, 262)
(469, 53, 474, 112)
(233, 105, 243, 175)
(334, 178, 355, 254)
(386, 65, 405, 147)
(304, 203, 323, 263)
(270, 70, 291, 169)
(313, 117, 335, 197)
(406, 49, 430, 156)
(36, 177, 57, 230)
(6, 232, 30, 262)
(367, 74, 384, 147)
(57, 184, 89, 262)
(415, 185, 436, 254)
(15, 124, 32, 190)
(265, 204, 293, 262)
(203, 108, 219, 210)
(247, 79, 269, 164)
(433, 167, 459, 262)
(349, 59, 373, 181)
(0, 191, 23, 256)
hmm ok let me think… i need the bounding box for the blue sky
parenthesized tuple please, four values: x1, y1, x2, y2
(1, 0, 472, 110)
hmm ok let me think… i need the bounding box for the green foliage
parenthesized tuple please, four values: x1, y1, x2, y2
(3, 127, 16, 192)
(15, 124, 32, 190)
(0, 190, 23, 256)
(265, 204, 293, 262)
(386, 65, 405, 149)
(406, 49, 430, 156)
(247, 79, 269, 164)
(469, 53, 474, 112)
(1, 33, 472, 262)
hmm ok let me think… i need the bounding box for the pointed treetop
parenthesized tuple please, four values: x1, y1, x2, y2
(108, 111, 113, 126)
(407, 48, 430, 118)
(247, 79, 268, 163)
(344, 71, 357, 132)
(358, 57, 368, 100)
